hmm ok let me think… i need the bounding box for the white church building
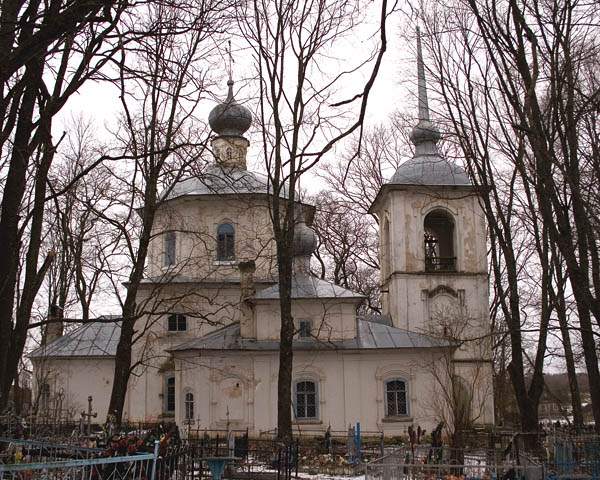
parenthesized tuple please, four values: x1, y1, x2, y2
(30, 44, 494, 436)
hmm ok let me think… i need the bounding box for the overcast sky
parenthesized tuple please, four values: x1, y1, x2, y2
(55, 7, 421, 188)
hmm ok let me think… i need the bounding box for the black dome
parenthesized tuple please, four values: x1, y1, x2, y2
(208, 80, 252, 137)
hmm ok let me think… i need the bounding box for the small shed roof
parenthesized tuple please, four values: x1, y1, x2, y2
(29, 318, 121, 359)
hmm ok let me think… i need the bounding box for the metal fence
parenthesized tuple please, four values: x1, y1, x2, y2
(0, 436, 104, 463)
(0, 447, 158, 480)
(364, 461, 543, 480)
(186, 433, 298, 480)
(0, 435, 298, 480)
(0, 439, 201, 480)
(549, 435, 600, 480)
(365, 435, 600, 480)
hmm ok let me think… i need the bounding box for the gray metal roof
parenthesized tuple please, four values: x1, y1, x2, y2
(357, 319, 453, 348)
(170, 319, 454, 353)
(29, 319, 121, 359)
(389, 154, 471, 186)
(162, 165, 287, 202)
(252, 274, 364, 301)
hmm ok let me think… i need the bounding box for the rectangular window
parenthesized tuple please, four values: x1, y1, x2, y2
(166, 376, 175, 413)
(164, 231, 176, 266)
(299, 320, 312, 338)
(168, 314, 187, 332)
(185, 392, 194, 420)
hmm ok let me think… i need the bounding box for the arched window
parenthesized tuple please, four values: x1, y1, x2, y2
(424, 210, 455, 271)
(164, 231, 176, 267)
(184, 391, 194, 420)
(294, 380, 318, 419)
(385, 379, 408, 416)
(165, 376, 175, 413)
(168, 313, 187, 332)
(217, 223, 235, 261)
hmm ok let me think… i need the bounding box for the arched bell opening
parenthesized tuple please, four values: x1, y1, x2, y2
(424, 210, 456, 272)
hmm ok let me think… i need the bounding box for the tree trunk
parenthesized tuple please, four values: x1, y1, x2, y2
(276, 243, 294, 441)
(551, 248, 583, 432)
(0, 58, 44, 411)
(107, 317, 134, 423)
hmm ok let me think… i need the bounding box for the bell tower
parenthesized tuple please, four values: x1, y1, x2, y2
(369, 29, 488, 337)
(370, 29, 494, 426)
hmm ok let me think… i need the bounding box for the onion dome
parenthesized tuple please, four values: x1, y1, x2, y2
(208, 79, 252, 137)
(409, 118, 442, 147)
(293, 216, 317, 257)
(292, 207, 316, 274)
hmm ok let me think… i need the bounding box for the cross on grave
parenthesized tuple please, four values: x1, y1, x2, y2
(81, 395, 97, 437)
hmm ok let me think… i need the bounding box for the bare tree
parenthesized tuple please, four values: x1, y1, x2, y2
(38, 117, 117, 324)
(238, 0, 391, 440)
(311, 191, 381, 312)
(417, 0, 600, 432)
(100, 0, 231, 423)
(0, 0, 129, 411)
(422, 306, 492, 462)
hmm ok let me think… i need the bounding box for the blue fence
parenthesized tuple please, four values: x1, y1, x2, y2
(549, 436, 600, 480)
(0, 438, 159, 480)
(0, 436, 104, 462)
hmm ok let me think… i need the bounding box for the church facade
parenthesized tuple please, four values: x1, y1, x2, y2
(30, 44, 494, 435)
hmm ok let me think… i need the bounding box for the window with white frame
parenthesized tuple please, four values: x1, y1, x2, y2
(184, 391, 194, 420)
(165, 376, 175, 413)
(385, 379, 408, 416)
(168, 313, 187, 332)
(294, 380, 318, 419)
(164, 231, 176, 267)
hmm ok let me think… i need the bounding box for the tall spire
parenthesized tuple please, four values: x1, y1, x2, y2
(380, 26, 472, 187)
(416, 26, 430, 122)
(410, 26, 441, 155)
